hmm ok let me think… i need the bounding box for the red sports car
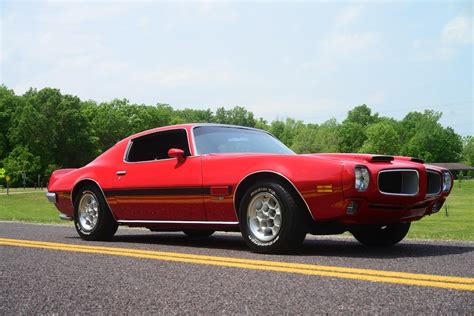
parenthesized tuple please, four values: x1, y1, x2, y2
(46, 124, 453, 253)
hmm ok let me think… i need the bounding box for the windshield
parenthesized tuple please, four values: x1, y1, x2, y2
(193, 126, 295, 155)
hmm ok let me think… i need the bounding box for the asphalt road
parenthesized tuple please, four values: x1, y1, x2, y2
(0, 222, 473, 314)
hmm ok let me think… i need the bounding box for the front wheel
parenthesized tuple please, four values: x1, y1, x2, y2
(238, 182, 306, 254)
(351, 222, 411, 247)
(74, 186, 118, 241)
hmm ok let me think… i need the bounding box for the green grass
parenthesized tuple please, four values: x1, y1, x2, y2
(408, 180, 474, 240)
(0, 191, 64, 224)
(0, 181, 473, 240)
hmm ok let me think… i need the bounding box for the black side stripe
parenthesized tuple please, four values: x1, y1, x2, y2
(104, 187, 231, 197)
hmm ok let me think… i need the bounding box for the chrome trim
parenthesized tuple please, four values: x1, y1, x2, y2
(232, 170, 316, 220)
(123, 139, 133, 162)
(70, 178, 118, 222)
(117, 220, 239, 225)
(59, 213, 73, 221)
(123, 128, 193, 163)
(46, 192, 57, 203)
(191, 125, 199, 157)
(191, 124, 295, 156)
(377, 169, 419, 196)
(116, 170, 127, 176)
(426, 169, 442, 197)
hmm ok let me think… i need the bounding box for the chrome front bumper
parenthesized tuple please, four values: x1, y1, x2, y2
(46, 192, 57, 203)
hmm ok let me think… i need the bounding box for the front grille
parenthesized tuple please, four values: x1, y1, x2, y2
(378, 169, 419, 195)
(427, 170, 442, 195)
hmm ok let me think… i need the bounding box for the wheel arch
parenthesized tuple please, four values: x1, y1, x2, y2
(233, 171, 315, 221)
(71, 178, 117, 221)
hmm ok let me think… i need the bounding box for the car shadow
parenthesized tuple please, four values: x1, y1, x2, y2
(102, 232, 474, 259)
(298, 238, 474, 259)
(111, 232, 249, 252)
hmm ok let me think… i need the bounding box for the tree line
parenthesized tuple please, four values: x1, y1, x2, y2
(0, 85, 472, 186)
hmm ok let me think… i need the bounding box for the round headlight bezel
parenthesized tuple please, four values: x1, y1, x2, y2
(355, 166, 370, 192)
(442, 171, 452, 192)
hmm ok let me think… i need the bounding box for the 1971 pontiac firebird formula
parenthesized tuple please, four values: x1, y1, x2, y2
(46, 124, 453, 253)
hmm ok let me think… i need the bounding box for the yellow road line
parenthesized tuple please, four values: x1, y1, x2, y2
(2, 238, 470, 284)
(1, 238, 473, 291)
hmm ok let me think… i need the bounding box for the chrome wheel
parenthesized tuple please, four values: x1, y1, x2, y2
(78, 192, 99, 232)
(247, 192, 282, 242)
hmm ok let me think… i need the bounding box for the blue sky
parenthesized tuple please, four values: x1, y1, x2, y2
(1, 1, 472, 136)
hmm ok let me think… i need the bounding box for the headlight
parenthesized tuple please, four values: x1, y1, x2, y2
(442, 171, 452, 192)
(355, 166, 370, 191)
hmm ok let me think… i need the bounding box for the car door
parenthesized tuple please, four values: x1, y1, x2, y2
(107, 128, 205, 221)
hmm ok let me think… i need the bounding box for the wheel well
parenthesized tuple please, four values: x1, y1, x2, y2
(233, 172, 314, 220)
(71, 179, 101, 205)
(71, 179, 117, 222)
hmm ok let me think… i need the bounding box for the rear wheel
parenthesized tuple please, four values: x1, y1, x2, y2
(183, 230, 215, 238)
(238, 182, 306, 254)
(74, 185, 118, 241)
(351, 223, 411, 246)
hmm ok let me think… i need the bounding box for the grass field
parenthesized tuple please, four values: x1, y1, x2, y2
(0, 181, 472, 240)
(0, 190, 64, 224)
(408, 180, 473, 240)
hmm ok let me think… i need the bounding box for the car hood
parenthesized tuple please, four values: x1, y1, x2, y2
(203, 152, 427, 168)
(308, 153, 424, 164)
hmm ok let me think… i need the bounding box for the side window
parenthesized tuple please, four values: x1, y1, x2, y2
(126, 129, 191, 162)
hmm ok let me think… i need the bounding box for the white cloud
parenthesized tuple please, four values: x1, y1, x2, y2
(301, 4, 380, 74)
(1, 1, 246, 104)
(310, 3, 380, 66)
(441, 15, 473, 44)
(413, 14, 473, 60)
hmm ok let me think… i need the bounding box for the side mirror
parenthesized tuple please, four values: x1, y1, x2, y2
(168, 148, 185, 162)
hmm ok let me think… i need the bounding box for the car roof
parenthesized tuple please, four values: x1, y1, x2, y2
(124, 123, 267, 141)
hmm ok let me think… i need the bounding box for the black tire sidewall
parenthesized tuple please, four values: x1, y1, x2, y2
(74, 186, 114, 240)
(351, 222, 411, 246)
(238, 182, 303, 253)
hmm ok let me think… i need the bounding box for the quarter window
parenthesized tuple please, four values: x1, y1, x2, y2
(126, 129, 191, 162)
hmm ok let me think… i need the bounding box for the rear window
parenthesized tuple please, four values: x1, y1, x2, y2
(126, 129, 191, 162)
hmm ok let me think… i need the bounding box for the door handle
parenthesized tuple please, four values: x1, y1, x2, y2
(116, 171, 127, 176)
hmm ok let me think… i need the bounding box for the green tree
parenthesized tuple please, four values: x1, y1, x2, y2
(87, 99, 136, 152)
(2, 146, 41, 186)
(360, 121, 400, 155)
(292, 119, 340, 153)
(344, 104, 379, 126)
(254, 118, 270, 131)
(462, 136, 474, 166)
(0, 85, 24, 160)
(269, 118, 304, 147)
(214, 106, 256, 127)
(8, 88, 97, 169)
(400, 111, 462, 162)
(338, 105, 379, 153)
(338, 121, 366, 153)
(172, 108, 214, 124)
(291, 124, 319, 153)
